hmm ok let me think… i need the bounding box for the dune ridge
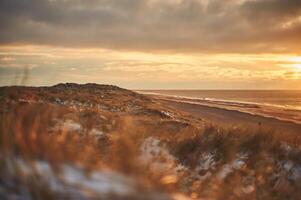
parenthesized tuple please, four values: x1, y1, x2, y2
(1, 84, 301, 200)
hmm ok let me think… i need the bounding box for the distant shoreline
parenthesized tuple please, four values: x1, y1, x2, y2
(143, 93, 301, 134)
(139, 91, 301, 125)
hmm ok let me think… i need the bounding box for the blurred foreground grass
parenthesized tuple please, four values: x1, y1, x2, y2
(1, 85, 301, 200)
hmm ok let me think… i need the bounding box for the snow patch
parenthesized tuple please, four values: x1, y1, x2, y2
(197, 151, 217, 171)
(217, 153, 248, 180)
(161, 111, 174, 119)
(9, 159, 138, 198)
(51, 119, 82, 133)
(62, 120, 82, 132)
(89, 128, 104, 136)
(61, 165, 136, 196)
(140, 137, 187, 175)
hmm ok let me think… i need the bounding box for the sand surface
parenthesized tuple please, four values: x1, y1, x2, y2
(153, 95, 301, 134)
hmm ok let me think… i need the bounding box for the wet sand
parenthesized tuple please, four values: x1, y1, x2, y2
(157, 97, 301, 134)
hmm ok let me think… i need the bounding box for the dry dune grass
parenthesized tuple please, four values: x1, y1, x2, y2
(0, 103, 174, 199)
(1, 85, 301, 200)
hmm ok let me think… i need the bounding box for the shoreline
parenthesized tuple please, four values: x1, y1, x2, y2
(139, 92, 301, 125)
(147, 94, 301, 134)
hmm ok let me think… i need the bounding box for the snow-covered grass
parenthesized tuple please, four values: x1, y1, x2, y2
(2, 158, 143, 199)
(2, 90, 301, 200)
(166, 125, 301, 199)
(139, 137, 188, 176)
(217, 152, 249, 180)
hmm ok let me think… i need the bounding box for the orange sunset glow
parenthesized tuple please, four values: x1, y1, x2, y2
(1, 0, 301, 89)
(2, 1, 301, 200)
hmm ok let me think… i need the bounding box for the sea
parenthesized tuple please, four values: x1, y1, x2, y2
(138, 90, 301, 123)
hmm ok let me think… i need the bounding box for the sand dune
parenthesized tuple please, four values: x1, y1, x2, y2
(1, 84, 301, 200)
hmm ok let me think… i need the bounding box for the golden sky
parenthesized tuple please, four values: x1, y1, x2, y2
(0, 0, 301, 89)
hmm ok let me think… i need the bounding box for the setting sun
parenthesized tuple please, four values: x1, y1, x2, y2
(288, 57, 301, 71)
(289, 56, 301, 63)
(293, 64, 301, 71)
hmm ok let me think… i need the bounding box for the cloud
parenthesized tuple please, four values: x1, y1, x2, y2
(0, 0, 301, 53)
(1, 45, 300, 89)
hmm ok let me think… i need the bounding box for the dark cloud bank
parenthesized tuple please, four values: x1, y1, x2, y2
(1, 0, 301, 53)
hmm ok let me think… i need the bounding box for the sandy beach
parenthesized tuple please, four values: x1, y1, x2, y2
(149, 94, 301, 135)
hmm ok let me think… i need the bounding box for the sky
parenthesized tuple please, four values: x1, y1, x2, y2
(0, 0, 301, 89)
